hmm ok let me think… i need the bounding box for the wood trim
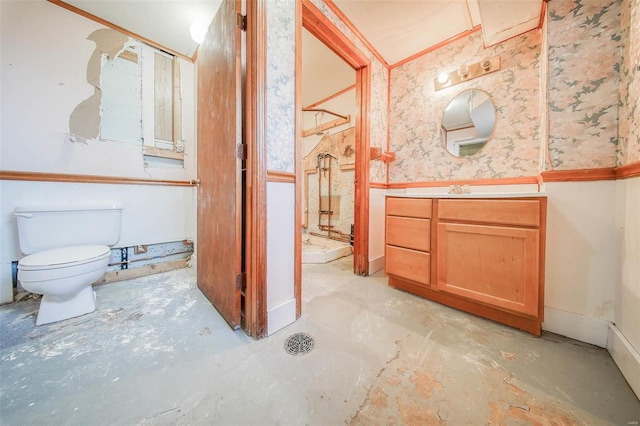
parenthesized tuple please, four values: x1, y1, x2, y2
(244, 0, 269, 338)
(354, 66, 371, 275)
(142, 146, 184, 161)
(386, 66, 391, 185)
(370, 182, 387, 189)
(540, 168, 616, 182)
(538, 197, 547, 323)
(323, 0, 389, 69)
(295, 0, 303, 319)
(47, 0, 194, 62)
(302, 0, 370, 277)
(95, 259, 189, 286)
(301, 115, 350, 137)
(387, 176, 539, 189)
(538, 1, 547, 30)
(119, 50, 138, 63)
(390, 26, 482, 70)
(301, 0, 369, 68)
(615, 161, 640, 179)
(267, 170, 296, 183)
(0, 170, 195, 187)
(304, 84, 356, 109)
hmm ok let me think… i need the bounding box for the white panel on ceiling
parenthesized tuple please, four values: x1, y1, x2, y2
(465, 0, 482, 26)
(302, 29, 355, 107)
(63, 0, 222, 58)
(333, 0, 474, 65)
(478, 0, 541, 46)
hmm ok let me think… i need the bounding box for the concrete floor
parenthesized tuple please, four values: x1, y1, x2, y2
(1, 256, 639, 425)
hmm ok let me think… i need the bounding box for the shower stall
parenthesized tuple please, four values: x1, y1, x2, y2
(302, 137, 355, 263)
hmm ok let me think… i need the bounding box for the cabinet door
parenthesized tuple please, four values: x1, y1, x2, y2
(437, 223, 539, 317)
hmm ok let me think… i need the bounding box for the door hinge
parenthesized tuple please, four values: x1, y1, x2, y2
(236, 13, 247, 31)
(236, 144, 247, 160)
(236, 272, 246, 290)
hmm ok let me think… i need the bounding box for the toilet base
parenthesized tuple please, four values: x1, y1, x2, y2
(36, 286, 96, 326)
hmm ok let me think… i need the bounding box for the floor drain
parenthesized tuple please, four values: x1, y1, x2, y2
(284, 332, 315, 356)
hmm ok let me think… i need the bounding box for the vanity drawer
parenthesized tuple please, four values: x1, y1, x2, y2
(386, 216, 430, 251)
(438, 199, 541, 227)
(386, 197, 432, 219)
(386, 245, 430, 286)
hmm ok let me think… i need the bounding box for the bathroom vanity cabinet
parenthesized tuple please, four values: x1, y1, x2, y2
(385, 196, 547, 335)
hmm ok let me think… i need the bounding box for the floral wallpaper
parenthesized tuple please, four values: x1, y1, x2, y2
(266, 0, 296, 172)
(389, 30, 542, 182)
(547, 0, 623, 169)
(618, 0, 640, 165)
(310, 0, 388, 183)
(266, 0, 389, 180)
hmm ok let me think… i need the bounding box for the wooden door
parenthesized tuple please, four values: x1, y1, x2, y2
(437, 222, 540, 317)
(197, 0, 243, 329)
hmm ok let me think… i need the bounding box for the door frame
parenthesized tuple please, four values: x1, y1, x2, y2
(244, 0, 268, 338)
(295, 0, 371, 315)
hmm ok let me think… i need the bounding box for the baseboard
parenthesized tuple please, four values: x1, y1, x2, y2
(542, 306, 610, 348)
(369, 255, 385, 275)
(268, 298, 296, 336)
(608, 325, 640, 399)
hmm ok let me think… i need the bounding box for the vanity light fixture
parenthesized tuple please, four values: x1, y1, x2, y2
(434, 55, 501, 91)
(457, 64, 470, 79)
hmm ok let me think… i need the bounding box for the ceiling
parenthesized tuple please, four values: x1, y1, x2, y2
(62, 0, 222, 58)
(332, 0, 543, 66)
(56, 0, 543, 104)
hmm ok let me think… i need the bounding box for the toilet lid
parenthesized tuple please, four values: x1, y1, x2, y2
(19, 245, 110, 270)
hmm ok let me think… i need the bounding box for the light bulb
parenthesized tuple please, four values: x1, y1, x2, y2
(190, 22, 208, 43)
(437, 72, 449, 84)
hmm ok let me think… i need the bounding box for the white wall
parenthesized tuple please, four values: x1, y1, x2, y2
(368, 188, 387, 274)
(0, 1, 197, 304)
(266, 182, 296, 335)
(542, 181, 618, 347)
(615, 176, 640, 350)
(610, 176, 640, 397)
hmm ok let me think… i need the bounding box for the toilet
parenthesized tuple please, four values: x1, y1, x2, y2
(14, 205, 123, 325)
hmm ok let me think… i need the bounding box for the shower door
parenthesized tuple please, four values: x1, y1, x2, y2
(196, 0, 243, 330)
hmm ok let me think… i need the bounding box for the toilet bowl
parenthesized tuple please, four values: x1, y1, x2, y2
(14, 205, 122, 326)
(18, 246, 111, 325)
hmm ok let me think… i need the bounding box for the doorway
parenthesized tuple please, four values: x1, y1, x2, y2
(301, 28, 356, 265)
(296, 0, 372, 316)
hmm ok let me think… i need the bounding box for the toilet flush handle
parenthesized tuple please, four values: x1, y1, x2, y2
(14, 212, 33, 219)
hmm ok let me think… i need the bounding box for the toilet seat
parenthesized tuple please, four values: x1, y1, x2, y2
(19, 245, 111, 271)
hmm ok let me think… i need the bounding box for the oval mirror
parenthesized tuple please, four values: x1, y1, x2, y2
(441, 89, 495, 158)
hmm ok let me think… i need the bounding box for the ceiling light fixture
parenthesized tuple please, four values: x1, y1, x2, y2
(189, 22, 208, 44)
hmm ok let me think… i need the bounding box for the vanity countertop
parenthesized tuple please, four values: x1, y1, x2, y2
(386, 192, 546, 199)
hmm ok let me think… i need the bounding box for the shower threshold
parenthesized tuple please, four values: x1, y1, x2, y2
(302, 234, 352, 264)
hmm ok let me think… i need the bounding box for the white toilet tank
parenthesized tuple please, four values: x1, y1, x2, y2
(15, 205, 123, 255)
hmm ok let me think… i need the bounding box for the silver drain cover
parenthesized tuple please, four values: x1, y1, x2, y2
(284, 332, 315, 356)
